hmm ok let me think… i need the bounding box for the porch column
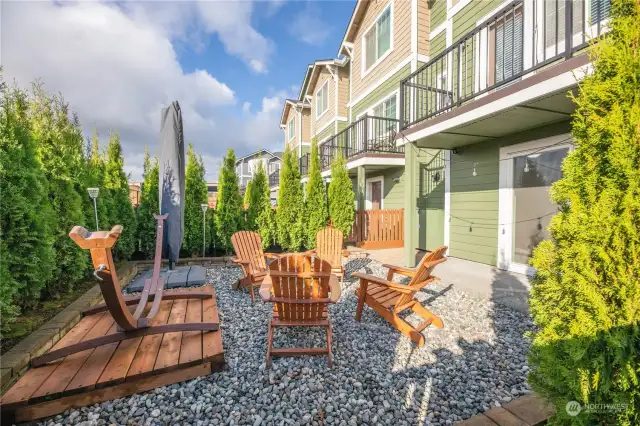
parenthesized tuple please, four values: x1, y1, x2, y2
(404, 145, 417, 267)
(356, 166, 366, 211)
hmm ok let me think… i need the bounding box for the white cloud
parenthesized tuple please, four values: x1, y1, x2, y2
(289, 3, 332, 46)
(2, 1, 290, 181)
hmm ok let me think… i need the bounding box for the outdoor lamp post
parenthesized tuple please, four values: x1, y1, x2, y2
(87, 187, 100, 231)
(201, 204, 208, 257)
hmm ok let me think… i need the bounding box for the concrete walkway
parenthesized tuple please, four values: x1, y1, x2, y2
(354, 247, 531, 314)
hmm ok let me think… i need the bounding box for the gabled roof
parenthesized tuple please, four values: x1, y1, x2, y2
(303, 57, 349, 99)
(279, 98, 310, 128)
(235, 149, 281, 164)
(339, 0, 368, 57)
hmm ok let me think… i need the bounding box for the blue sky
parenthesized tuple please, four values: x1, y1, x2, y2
(3, 0, 356, 180)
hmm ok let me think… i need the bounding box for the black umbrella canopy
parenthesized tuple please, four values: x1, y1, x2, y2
(159, 101, 185, 268)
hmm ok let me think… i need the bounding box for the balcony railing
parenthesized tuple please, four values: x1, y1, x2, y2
(268, 169, 280, 187)
(400, 0, 609, 129)
(299, 153, 310, 177)
(319, 115, 403, 170)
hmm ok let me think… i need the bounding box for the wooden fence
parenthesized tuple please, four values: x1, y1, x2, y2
(346, 209, 404, 249)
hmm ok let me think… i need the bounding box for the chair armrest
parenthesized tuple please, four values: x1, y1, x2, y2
(302, 249, 316, 256)
(231, 258, 250, 265)
(264, 253, 281, 259)
(342, 249, 351, 258)
(352, 272, 414, 294)
(382, 264, 416, 278)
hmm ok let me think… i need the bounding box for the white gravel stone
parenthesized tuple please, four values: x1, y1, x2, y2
(39, 258, 533, 425)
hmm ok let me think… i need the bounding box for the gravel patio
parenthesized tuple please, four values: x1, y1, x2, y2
(39, 257, 534, 426)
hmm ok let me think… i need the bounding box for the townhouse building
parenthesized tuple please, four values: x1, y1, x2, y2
(235, 149, 282, 202)
(278, 0, 610, 272)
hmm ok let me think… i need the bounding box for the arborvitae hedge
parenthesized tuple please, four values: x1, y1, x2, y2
(137, 147, 160, 259)
(305, 139, 328, 248)
(276, 149, 305, 251)
(257, 181, 277, 250)
(328, 153, 355, 236)
(183, 144, 209, 256)
(82, 130, 112, 233)
(215, 149, 243, 252)
(247, 161, 269, 231)
(104, 132, 136, 261)
(528, 1, 640, 424)
(0, 85, 54, 330)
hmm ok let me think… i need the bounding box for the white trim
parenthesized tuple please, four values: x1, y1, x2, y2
(314, 118, 337, 139)
(356, 89, 399, 121)
(443, 150, 451, 254)
(448, 0, 474, 18)
(430, 22, 446, 40)
(315, 79, 329, 120)
(365, 175, 384, 210)
(334, 65, 339, 121)
(416, 53, 429, 64)
(476, 0, 513, 26)
(348, 55, 413, 108)
(346, 156, 405, 170)
(336, 116, 349, 122)
(361, 2, 394, 79)
(497, 133, 573, 274)
(398, 63, 590, 145)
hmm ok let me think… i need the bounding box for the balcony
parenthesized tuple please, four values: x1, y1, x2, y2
(268, 169, 280, 188)
(299, 153, 309, 177)
(399, 0, 609, 148)
(319, 115, 404, 170)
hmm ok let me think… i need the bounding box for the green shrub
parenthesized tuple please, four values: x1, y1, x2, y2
(328, 153, 355, 236)
(183, 144, 209, 256)
(276, 149, 305, 251)
(305, 139, 329, 248)
(215, 149, 243, 252)
(247, 161, 269, 231)
(82, 130, 113, 233)
(0, 85, 53, 329)
(104, 132, 136, 261)
(528, 1, 640, 424)
(136, 147, 160, 258)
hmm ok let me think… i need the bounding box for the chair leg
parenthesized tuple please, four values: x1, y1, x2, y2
(326, 323, 332, 368)
(355, 282, 367, 322)
(266, 321, 274, 369)
(411, 303, 444, 329)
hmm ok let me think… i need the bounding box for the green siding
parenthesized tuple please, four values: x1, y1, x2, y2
(337, 120, 349, 133)
(452, 0, 502, 41)
(430, 32, 446, 57)
(378, 166, 405, 209)
(448, 121, 571, 265)
(430, 0, 446, 29)
(351, 64, 411, 119)
(300, 145, 310, 156)
(315, 124, 335, 143)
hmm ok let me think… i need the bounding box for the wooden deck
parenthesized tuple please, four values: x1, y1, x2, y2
(1, 286, 224, 423)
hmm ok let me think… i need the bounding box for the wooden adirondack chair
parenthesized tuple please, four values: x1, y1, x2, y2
(305, 226, 349, 279)
(231, 231, 280, 302)
(30, 215, 219, 367)
(259, 254, 341, 368)
(353, 246, 448, 346)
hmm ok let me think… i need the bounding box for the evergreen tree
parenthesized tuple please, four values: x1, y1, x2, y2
(207, 208, 218, 255)
(328, 153, 355, 236)
(104, 132, 136, 260)
(82, 129, 112, 232)
(528, 1, 640, 424)
(243, 179, 252, 208)
(183, 144, 209, 256)
(305, 139, 329, 248)
(247, 161, 269, 231)
(276, 149, 305, 251)
(137, 146, 160, 258)
(0, 84, 53, 328)
(30, 84, 87, 296)
(215, 149, 243, 252)
(257, 187, 277, 249)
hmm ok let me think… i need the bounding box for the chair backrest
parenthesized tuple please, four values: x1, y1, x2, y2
(268, 254, 333, 322)
(315, 226, 344, 268)
(397, 246, 448, 306)
(232, 231, 267, 274)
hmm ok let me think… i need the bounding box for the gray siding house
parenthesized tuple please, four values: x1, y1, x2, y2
(235, 150, 282, 202)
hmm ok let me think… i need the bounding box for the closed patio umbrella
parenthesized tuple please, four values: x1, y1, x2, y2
(159, 101, 185, 269)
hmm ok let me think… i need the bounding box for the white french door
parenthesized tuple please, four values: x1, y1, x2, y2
(497, 134, 573, 275)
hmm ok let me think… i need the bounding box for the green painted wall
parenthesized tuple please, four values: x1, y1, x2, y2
(430, 0, 446, 29)
(452, 0, 502, 41)
(448, 121, 571, 265)
(300, 145, 310, 156)
(363, 166, 405, 209)
(430, 32, 446, 57)
(351, 64, 411, 119)
(315, 124, 335, 143)
(337, 120, 349, 133)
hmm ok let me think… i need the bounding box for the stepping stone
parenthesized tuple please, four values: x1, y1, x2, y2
(125, 267, 168, 292)
(187, 266, 206, 287)
(166, 266, 191, 289)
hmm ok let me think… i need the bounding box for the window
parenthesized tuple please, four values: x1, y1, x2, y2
(489, 7, 523, 85)
(373, 94, 396, 119)
(363, 6, 392, 71)
(287, 117, 295, 141)
(315, 82, 328, 118)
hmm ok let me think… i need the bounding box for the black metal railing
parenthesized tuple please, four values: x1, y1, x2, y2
(318, 115, 403, 170)
(299, 153, 310, 176)
(400, 0, 610, 129)
(268, 169, 280, 187)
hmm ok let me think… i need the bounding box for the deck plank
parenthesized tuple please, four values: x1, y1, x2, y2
(178, 298, 203, 366)
(126, 300, 173, 380)
(153, 299, 187, 372)
(202, 295, 223, 362)
(30, 313, 113, 401)
(1, 314, 103, 409)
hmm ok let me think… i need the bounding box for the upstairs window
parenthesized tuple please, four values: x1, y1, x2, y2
(288, 117, 296, 141)
(372, 94, 397, 119)
(364, 5, 392, 71)
(315, 81, 328, 118)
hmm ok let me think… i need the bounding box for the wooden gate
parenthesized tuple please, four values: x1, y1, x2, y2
(346, 209, 404, 249)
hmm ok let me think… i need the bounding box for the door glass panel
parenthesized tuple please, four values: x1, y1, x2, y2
(512, 148, 568, 264)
